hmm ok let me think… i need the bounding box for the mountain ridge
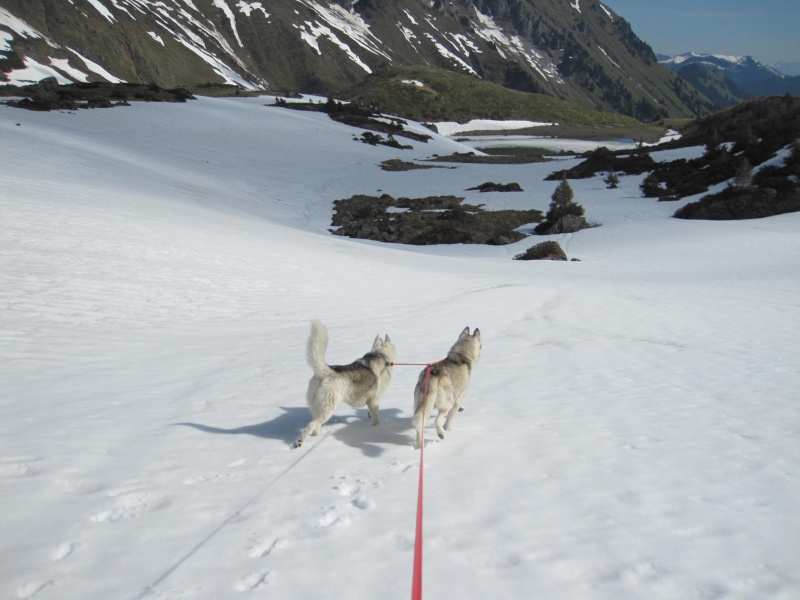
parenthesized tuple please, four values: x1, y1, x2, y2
(0, 0, 713, 118)
(660, 53, 800, 107)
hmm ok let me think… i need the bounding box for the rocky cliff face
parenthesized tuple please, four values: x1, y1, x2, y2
(0, 0, 712, 118)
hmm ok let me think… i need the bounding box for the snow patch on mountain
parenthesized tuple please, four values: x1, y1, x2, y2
(424, 33, 478, 76)
(0, 7, 43, 40)
(598, 46, 621, 70)
(300, 0, 391, 62)
(213, 0, 244, 47)
(68, 48, 126, 83)
(296, 21, 373, 74)
(86, 0, 116, 24)
(236, 1, 268, 18)
(398, 24, 418, 47)
(49, 58, 90, 83)
(472, 9, 562, 83)
(4, 57, 70, 85)
(148, 31, 165, 46)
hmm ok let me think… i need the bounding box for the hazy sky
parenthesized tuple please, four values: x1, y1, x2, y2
(600, 0, 800, 66)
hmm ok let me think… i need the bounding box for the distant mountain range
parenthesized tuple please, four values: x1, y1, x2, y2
(774, 61, 800, 77)
(0, 0, 713, 119)
(660, 53, 800, 107)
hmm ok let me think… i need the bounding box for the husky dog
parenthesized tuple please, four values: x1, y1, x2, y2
(294, 320, 397, 448)
(412, 327, 481, 449)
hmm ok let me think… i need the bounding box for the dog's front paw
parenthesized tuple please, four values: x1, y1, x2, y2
(437, 432, 445, 439)
(292, 439, 303, 449)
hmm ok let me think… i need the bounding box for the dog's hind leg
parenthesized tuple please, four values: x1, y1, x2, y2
(434, 409, 449, 439)
(295, 409, 332, 448)
(411, 402, 428, 450)
(366, 398, 380, 426)
(294, 391, 337, 448)
(443, 399, 462, 433)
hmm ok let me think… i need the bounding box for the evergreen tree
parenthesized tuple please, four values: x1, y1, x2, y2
(732, 157, 754, 189)
(604, 172, 620, 189)
(535, 176, 592, 234)
(545, 176, 584, 222)
(640, 172, 662, 197)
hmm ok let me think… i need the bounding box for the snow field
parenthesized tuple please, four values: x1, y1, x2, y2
(1, 96, 799, 599)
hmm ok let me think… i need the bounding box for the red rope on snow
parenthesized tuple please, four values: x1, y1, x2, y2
(410, 363, 434, 600)
(391, 359, 445, 600)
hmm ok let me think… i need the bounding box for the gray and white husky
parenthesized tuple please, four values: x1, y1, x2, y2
(412, 327, 481, 449)
(294, 320, 397, 448)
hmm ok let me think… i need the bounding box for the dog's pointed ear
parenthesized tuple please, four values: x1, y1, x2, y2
(473, 328, 481, 339)
(460, 326, 470, 338)
(384, 334, 392, 344)
(373, 333, 383, 348)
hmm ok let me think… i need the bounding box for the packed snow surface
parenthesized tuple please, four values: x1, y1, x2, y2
(1, 96, 799, 600)
(434, 119, 554, 136)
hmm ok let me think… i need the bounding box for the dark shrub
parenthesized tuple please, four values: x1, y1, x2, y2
(514, 241, 568, 261)
(674, 186, 800, 220)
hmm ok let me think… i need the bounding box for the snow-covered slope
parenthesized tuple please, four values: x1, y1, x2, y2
(1, 97, 798, 600)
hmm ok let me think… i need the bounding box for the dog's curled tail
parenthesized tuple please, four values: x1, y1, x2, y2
(306, 319, 333, 376)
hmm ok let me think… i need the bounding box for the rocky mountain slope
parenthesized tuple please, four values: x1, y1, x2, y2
(0, 0, 712, 118)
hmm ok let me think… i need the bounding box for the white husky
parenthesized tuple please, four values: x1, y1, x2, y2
(294, 320, 397, 448)
(412, 327, 481, 449)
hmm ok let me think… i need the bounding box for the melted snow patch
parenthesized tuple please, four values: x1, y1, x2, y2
(402, 79, 425, 87)
(600, 3, 614, 21)
(571, 0, 582, 14)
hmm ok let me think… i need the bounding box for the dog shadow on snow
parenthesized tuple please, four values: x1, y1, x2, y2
(174, 407, 413, 457)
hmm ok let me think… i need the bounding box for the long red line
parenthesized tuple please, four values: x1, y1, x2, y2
(410, 361, 441, 600)
(411, 434, 425, 600)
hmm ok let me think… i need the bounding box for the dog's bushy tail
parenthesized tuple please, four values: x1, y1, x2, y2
(412, 372, 439, 447)
(306, 320, 333, 376)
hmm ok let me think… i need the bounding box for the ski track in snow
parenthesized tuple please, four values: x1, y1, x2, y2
(1, 96, 799, 599)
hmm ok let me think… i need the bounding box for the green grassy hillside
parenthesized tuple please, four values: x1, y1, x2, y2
(336, 66, 665, 140)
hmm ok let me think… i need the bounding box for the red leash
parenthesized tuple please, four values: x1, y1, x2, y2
(390, 360, 445, 600)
